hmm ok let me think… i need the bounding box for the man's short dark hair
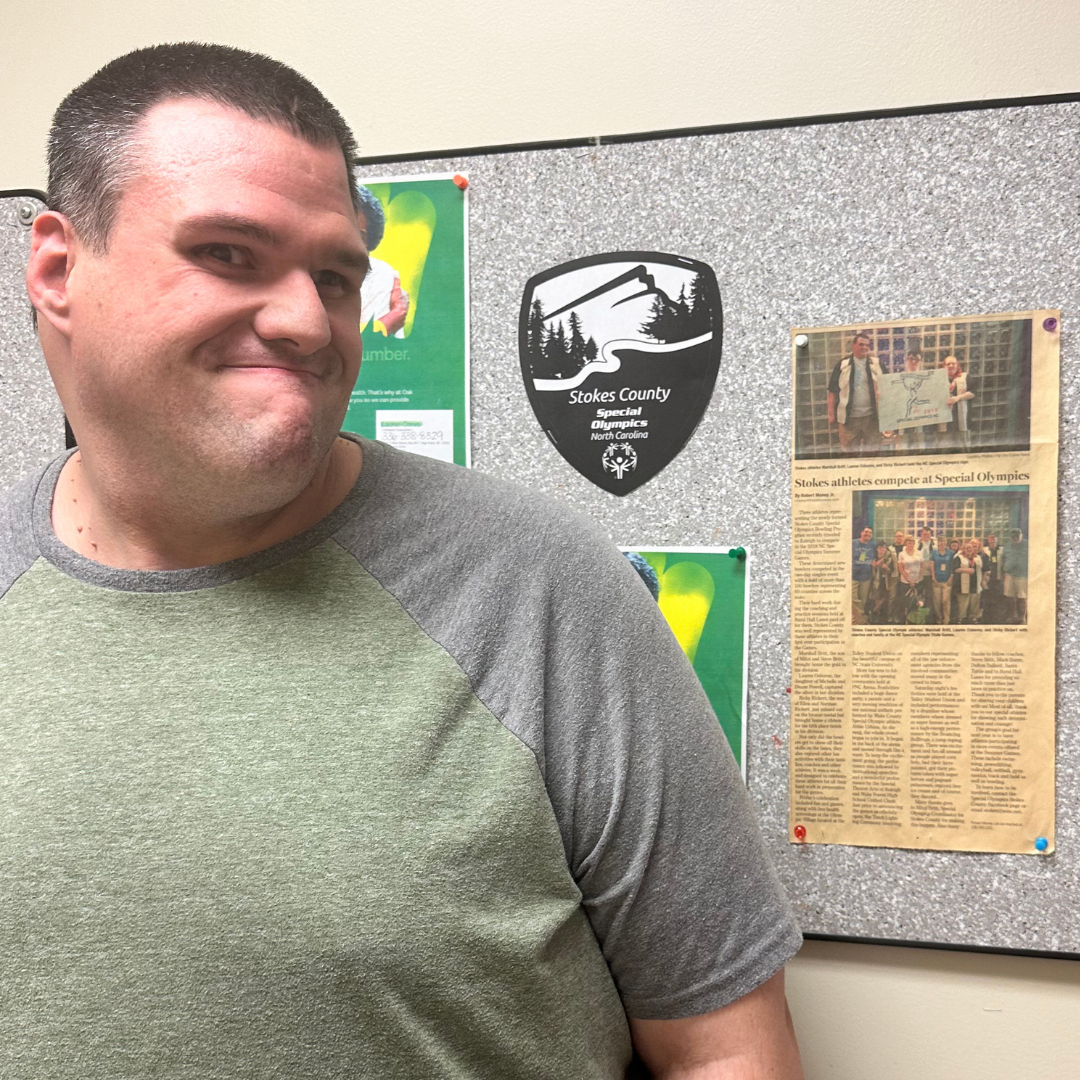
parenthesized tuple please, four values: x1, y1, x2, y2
(47, 42, 360, 253)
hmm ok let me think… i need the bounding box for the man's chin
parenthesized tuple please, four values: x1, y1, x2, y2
(203, 411, 337, 480)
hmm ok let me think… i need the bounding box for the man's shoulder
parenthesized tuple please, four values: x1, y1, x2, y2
(338, 441, 620, 577)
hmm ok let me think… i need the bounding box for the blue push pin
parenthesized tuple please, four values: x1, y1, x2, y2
(1035, 837, 1048, 852)
(728, 547, 747, 561)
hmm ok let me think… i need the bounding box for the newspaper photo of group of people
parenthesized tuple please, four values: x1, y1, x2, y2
(850, 488, 1030, 626)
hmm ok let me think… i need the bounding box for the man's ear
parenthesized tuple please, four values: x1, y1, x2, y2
(26, 211, 80, 337)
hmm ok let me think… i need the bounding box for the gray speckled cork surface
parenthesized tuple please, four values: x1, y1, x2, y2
(2, 102, 1076, 954)
(0, 193, 64, 487)
(358, 102, 1080, 954)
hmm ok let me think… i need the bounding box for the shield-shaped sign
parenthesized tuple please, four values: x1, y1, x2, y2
(519, 252, 722, 495)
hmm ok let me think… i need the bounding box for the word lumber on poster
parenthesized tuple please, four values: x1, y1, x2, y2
(789, 310, 1059, 855)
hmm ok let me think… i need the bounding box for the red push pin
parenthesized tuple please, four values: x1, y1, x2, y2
(793, 825, 807, 841)
(452, 174, 468, 190)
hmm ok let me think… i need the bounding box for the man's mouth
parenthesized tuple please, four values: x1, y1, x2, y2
(221, 363, 321, 380)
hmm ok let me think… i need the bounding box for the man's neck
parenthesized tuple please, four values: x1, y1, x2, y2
(51, 436, 363, 571)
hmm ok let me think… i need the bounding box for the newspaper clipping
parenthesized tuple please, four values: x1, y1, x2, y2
(789, 311, 1059, 854)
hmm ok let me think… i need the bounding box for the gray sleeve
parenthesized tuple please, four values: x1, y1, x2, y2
(530, 527, 802, 1018)
(336, 442, 801, 1019)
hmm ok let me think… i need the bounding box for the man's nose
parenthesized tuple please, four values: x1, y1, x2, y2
(252, 271, 333, 355)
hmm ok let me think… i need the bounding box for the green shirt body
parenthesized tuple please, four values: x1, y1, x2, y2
(0, 437, 800, 1078)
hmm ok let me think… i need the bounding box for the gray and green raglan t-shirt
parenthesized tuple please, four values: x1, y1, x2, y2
(0, 436, 800, 1079)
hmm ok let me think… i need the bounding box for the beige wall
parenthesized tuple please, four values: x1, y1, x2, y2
(3, 2, 1080, 1076)
(3, 0, 1080, 189)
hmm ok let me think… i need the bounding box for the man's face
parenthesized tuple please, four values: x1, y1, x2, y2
(988, 535, 997, 549)
(950, 540, 960, 552)
(54, 98, 367, 491)
(894, 531, 904, 546)
(861, 528, 872, 543)
(852, 336, 871, 359)
(920, 529, 931, 542)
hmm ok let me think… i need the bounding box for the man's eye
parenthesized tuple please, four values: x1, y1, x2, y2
(312, 270, 353, 297)
(197, 244, 249, 266)
(197, 244, 250, 267)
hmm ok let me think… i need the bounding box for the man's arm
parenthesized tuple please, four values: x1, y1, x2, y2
(629, 970, 804, 1079)
(826, 361, 841, 423)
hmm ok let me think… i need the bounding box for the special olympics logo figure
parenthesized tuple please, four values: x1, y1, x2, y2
(602, 442, 638, 480)
(900, 372, 931, 420)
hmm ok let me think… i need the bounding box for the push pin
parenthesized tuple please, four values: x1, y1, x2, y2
(727, 547, 746, 560)
(793, 825, 806, 841)
(452, 174, 469, 190)
(794, 334, 809, 349)
(1035, 836, 1049, 852)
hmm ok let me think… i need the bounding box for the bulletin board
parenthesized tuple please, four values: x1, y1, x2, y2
(3, 93, 1079, 955)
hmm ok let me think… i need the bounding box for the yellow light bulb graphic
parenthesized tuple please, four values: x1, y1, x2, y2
(368, 190, 436, 338)
(656, 562, 715, 665)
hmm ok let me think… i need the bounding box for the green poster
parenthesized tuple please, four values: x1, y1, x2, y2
(344, 174, 469, 466)
(621, 547, 749, 776)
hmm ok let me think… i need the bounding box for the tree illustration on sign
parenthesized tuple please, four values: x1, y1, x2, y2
(523, 264, 711, 379)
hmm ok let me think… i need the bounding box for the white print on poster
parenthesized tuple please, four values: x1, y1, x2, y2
(789, 310, 1058, 856)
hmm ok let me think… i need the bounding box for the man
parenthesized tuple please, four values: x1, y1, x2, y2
(955, 540, 983, 624)
(8, 44, 802, 1078)
(827, 331, 882, 454)
(896, 535, 926, 623)
(1001, 528, 1029, 624)
(894, 349, 928, 452)
(948, 537, 962, 622)
(889, 529, 906, 618)
(916, 526, 935, 609)
(852, 526, 875, 621)
(981, 533, 1003, 623)
(868, 540, 896, 624)
(930, 536, 958, 625)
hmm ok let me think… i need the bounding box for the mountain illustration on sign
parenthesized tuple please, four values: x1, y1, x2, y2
(518, 252, 722, 496)
(523, 264, 713, 387)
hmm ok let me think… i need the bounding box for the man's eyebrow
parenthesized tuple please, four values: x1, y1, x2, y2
(182, 213, 281, 246)
(334, 248, 370, 274)
(182, 213, 369, 274)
